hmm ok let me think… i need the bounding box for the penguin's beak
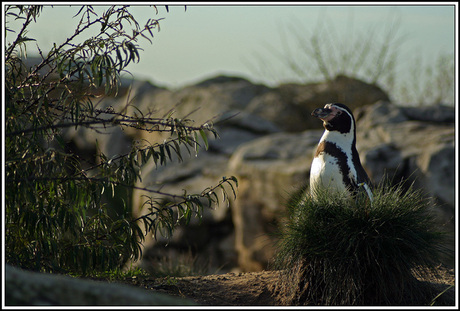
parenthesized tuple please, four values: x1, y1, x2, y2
(311, 107, 333, 120)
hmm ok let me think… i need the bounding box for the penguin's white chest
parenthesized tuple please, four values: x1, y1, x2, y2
(310, 152, 349, 194)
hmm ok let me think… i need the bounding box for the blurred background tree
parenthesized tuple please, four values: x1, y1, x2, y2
(247, 9, 454, 106)
(4, 5, 237, 275)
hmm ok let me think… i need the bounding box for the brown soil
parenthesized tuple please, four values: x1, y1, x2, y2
(119, 265, 456, 306)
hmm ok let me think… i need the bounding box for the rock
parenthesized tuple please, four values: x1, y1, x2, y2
(228, 130, 323, 271)
(355, 102, 455, 248)
(360, 143, 406, 183)
(5, 264, 195, 306)
(355, 103, 455, 204)
(136, 75, 270, 128)
(415, 143, 455, 213)
(401, 105, 455, 123)
(355, 100, 408, 126)
(322, 75, 390, 109)
(246, 75, 390, 132)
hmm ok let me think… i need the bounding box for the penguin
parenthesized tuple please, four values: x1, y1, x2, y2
(310, 103, 373, 201)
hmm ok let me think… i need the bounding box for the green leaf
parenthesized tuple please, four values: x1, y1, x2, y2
(17, 36, 36, 44)
(172, 140, 183, 162)
(199, 129, 209, 150)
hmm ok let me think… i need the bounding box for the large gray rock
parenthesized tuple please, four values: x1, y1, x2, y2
(228, 130, 323, 271)
(245, 75, 390, 132)
(5, 264, 195, 306)
(133, 75, 271, 131)
(355, 101, 455, 223)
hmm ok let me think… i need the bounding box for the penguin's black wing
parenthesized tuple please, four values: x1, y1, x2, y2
(351, 147, 372, 185)
(351, 147, 373, 201)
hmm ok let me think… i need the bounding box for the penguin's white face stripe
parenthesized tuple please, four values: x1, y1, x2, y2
(324, 103, 353, 118)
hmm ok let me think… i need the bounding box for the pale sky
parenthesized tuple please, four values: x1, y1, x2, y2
(4, 3, 457, 99)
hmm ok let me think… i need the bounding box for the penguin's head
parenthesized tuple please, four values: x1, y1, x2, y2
(311, 103, 355, 134)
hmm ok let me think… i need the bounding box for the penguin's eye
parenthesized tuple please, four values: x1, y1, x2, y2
(336, 110, 342, 115)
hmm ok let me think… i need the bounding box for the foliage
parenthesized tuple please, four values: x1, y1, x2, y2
(77, 266, 150, 282)
(398, 51, 454, 106)
(249, 10, 403, 89)
(274, 181, 447, 306)
(248, 9, 454, 106)
(5, 5, 237, 276)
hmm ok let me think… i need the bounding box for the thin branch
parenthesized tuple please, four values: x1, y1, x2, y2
(5, 113, 210, 138)
(5, 6, 36, 60)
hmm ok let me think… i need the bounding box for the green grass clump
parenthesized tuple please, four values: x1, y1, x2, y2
(75, 266, 150, 282)
(274, 182, 448, 306)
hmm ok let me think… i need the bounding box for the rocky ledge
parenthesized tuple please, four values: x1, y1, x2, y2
(63, 74, 454, 272)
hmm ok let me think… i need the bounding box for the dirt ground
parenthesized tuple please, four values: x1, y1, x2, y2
(120, 265, 456, 306)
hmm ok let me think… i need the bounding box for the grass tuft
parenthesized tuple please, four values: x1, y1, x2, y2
(273, 181, 449, 306)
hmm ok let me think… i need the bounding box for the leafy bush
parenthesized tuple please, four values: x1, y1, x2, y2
(274, 181, 447, 305)
(5, 5, 237, 276)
